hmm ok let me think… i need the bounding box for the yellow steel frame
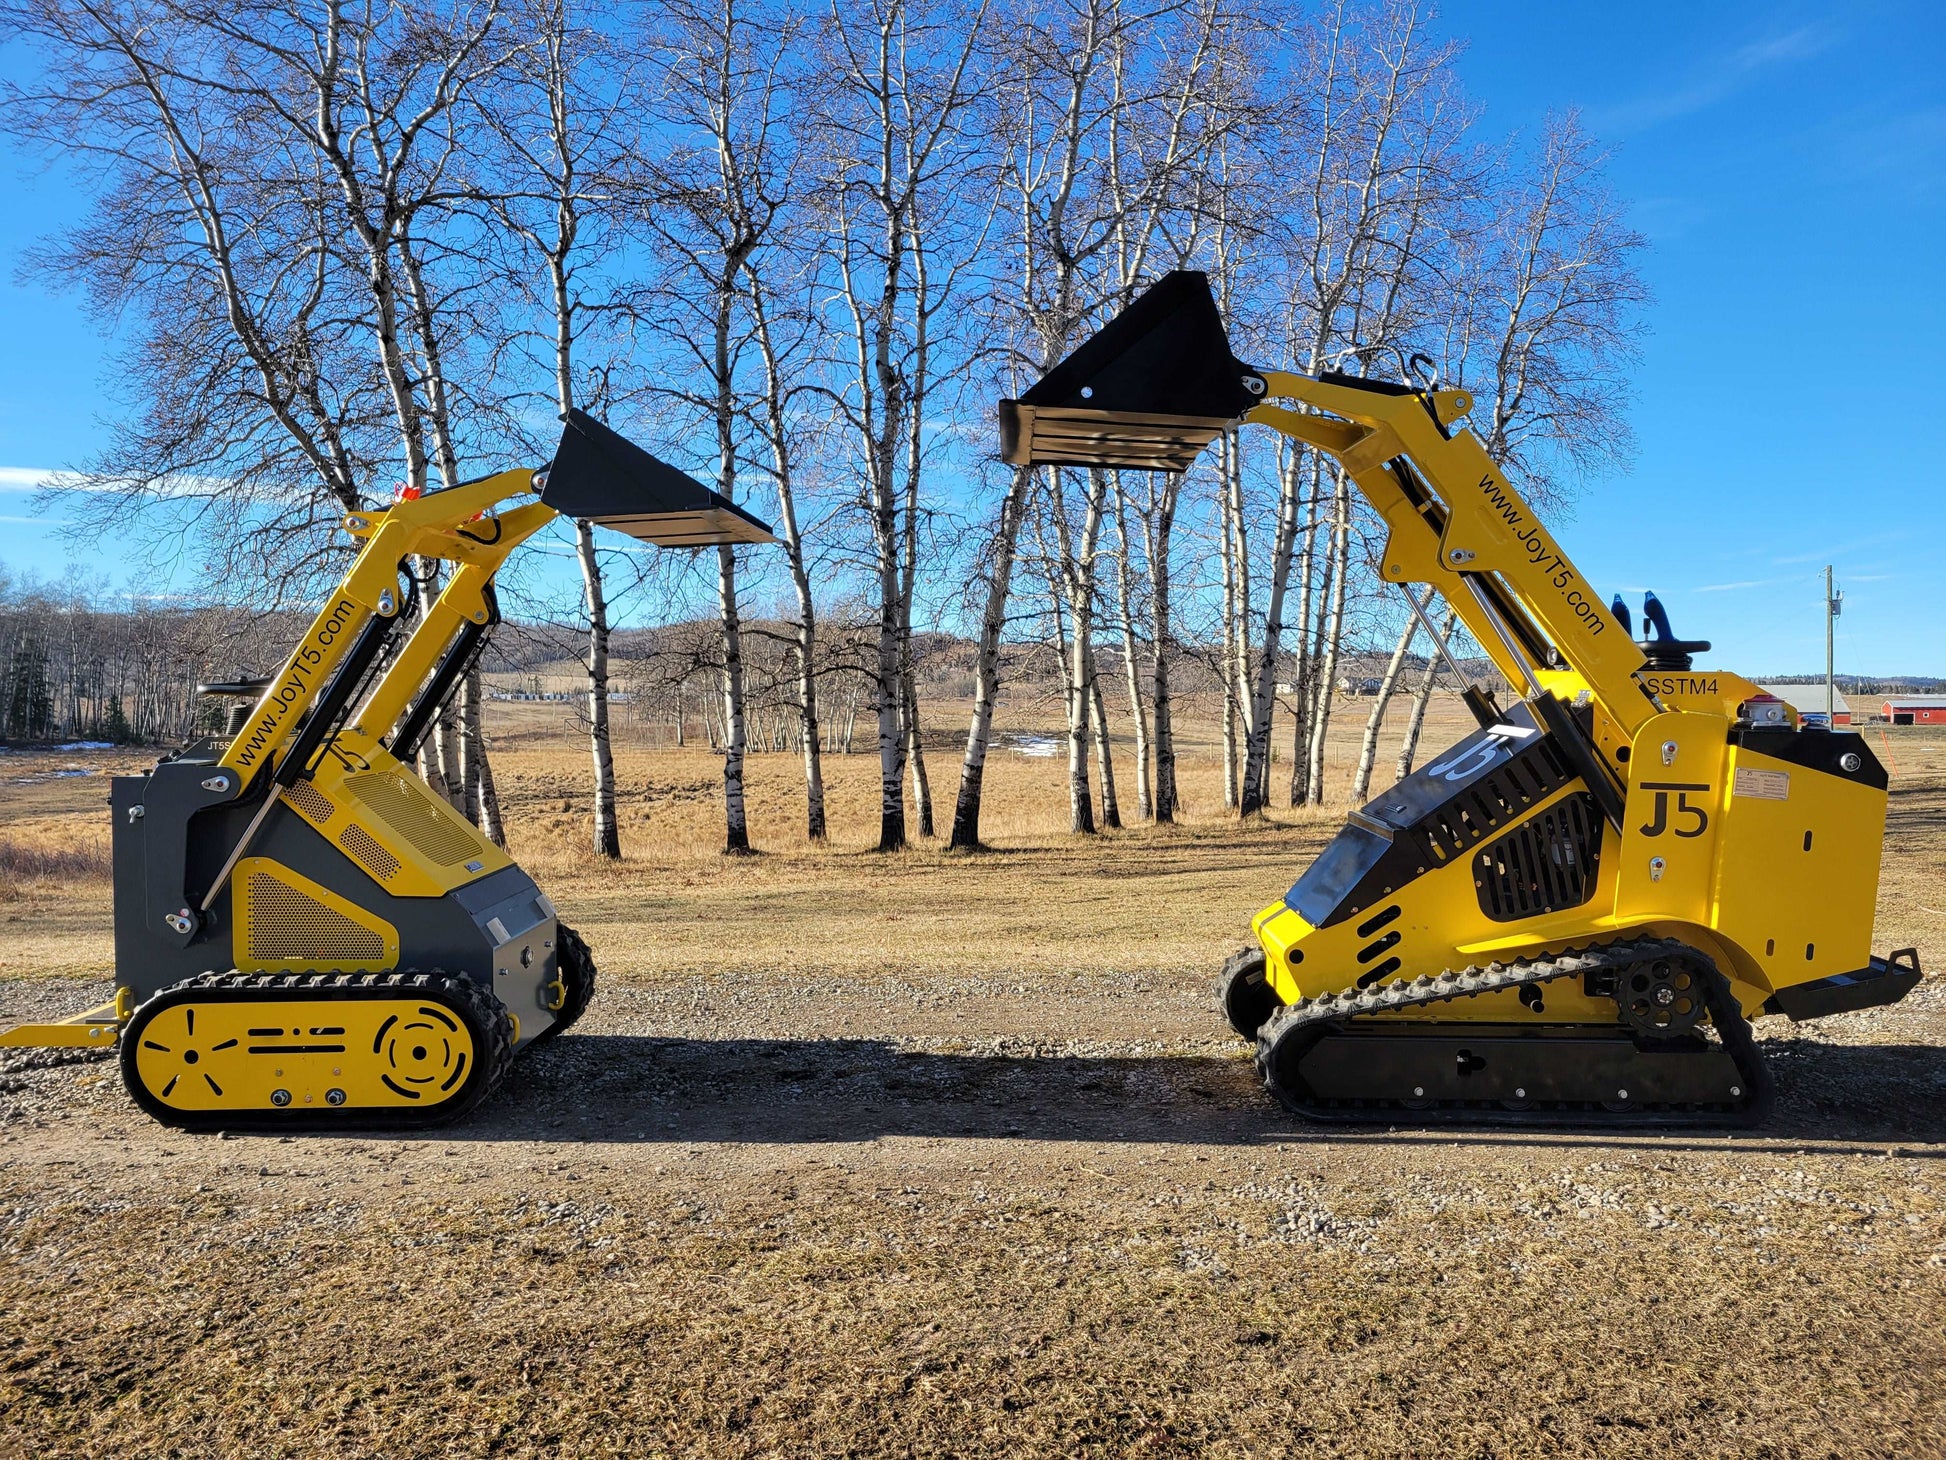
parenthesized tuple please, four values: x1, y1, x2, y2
(0, 987, 133, 1049)
(128, 993, 481, 1114)
(4, 471, 563, 1050)
(220, 469, 555, 784)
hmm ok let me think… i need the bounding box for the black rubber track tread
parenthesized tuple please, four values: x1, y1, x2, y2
(120, 969, 514, 1132)
(1252, 936, 1775, 1129)
(520, 921, 597, 1051)
(1218, 944, 1280, 1041)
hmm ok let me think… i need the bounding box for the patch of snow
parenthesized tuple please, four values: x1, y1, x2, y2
(1004, 733, 1061, 758)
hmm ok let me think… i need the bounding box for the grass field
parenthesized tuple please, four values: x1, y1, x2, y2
(2, 692, 1944, 1457)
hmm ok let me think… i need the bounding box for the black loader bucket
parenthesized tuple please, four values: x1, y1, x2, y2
(997, 270, 1265, 472)
(541, 408, 776, 546)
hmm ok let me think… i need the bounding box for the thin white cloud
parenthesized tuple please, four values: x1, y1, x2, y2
(0, 514, 62, 525)
(1772, 531, 1904, 566)
(1693, 579, 1778, 594)
(1830, 105, 1946, 197)
(1594, 25, 1835, 134)
(0, 466, 233, 499)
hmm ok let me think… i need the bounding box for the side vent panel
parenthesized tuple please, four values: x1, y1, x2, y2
(344, 770, 487, 867)
(1415, 741, 1573, 865)
(282, 779, 336, 825)
(232, 858, 399, 972)
(339, 823, 403, 882)
(1473, 793, 1604, 923)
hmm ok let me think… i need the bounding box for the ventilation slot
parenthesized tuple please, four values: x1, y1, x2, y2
(344, 771, 485, 866)
(1357, 930, 1401, 963)
(340, 823, 402, 881)
(242, 870, 385, 963)
(1473, 793, 1603, 923)
(1414, 745, 1575, 864)
(283, 780, 336, 824)
(1356, 904, 1401, 938)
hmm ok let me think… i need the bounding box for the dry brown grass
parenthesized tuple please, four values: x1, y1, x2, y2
(0, 837, 110, 884)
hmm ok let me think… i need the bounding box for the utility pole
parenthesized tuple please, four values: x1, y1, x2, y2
(1824, 565, 1842, 725)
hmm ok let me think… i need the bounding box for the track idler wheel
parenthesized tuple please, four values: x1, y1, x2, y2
(1254, 1003, 1328, 1112)
(1219, 945, 1283, 1041)
(523, 921, 597, 1051)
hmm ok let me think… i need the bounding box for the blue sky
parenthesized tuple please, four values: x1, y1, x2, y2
(1451, 0, 1945, 676)
(0, 0, 1941, 674)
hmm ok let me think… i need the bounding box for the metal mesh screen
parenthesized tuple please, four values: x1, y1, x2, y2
(344, 771, 483, 866)
(243, 869, 386, 963)
(339, 823, 403, 881)
(282, 780, 336, 824)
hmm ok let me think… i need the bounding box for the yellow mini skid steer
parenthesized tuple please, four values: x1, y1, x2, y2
(1, 413, 772, 1130)
(1001, 270, 1920, 1127)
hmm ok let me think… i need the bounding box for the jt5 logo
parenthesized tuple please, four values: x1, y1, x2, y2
(1638, 781, 1711, 839)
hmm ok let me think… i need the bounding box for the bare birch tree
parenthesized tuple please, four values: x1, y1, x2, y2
(633, 0, 801, 853)
(812, 0, 987, 850)
(486, 0, 636, 856)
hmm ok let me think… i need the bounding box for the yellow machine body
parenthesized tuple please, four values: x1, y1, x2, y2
(1251, 713, 1889, 1022)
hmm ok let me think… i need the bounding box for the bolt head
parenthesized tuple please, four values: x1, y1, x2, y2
(1413, 1086, 1425, 1097)
(1515, 1088, 1526, 1098)
(1616, 1089, 1629, 1100)
(1730, 1086, 1742, 1097)
(270, 1089, 292, 1108)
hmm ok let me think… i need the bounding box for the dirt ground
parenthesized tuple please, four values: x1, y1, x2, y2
(2, 698, 1944, 1458)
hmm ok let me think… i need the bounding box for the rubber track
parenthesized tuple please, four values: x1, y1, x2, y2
(1253, 936, 1775, 1128)
(122, 969, 514, 1131)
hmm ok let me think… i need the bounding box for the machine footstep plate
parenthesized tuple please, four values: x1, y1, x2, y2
(121, 972, 512, 1130)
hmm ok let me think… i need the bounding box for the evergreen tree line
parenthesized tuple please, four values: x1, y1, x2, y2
(0, 572, 298, 744)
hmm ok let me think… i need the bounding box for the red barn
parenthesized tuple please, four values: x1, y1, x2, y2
(1882, 695, 1946, 726)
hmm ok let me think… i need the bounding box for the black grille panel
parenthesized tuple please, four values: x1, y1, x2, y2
(1416, 740, 1573, 864)
(1473, 792, 1604, 922)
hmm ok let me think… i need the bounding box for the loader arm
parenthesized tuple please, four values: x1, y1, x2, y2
(1246, 371, 1656, 738)
(217, 407, 775, 794)
(999, 269, 1659, 809)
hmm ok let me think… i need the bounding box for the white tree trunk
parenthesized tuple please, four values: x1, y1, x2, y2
(950, 467, 1031, 850)
(575, 519, 621, 859)
(1350, 590, 1432, 803)
(717, 544, 751, 853)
